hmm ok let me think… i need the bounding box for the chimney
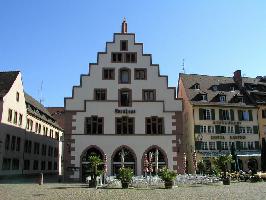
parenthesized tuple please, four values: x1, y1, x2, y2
(233, 70, 242, 87)
(121, 18, 127, 34)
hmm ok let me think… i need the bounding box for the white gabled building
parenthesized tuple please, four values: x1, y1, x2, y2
(64, 20, 183, 182)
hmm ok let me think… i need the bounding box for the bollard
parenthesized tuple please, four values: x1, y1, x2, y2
(38, 173, 43, 185)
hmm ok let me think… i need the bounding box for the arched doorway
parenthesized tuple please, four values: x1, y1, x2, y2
(112, 146, 136, 175)
(80, 146, 104, 182)
(142, 146, 167, 175)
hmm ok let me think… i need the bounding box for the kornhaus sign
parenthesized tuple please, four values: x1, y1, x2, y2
(115, 109, 136, 114)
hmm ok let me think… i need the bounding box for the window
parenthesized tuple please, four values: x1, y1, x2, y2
(8, 109, 12, 122)
(18, 114, 23, 126)
(146, 116, 164, 134)
(238, 96, 244, 103)
(135, 68, 146, 80)
(12, 159, 19, 170)
(193, 83, 200, 89)
(16, 137, 21, 151)
(54, 148, 58, 158)
(5, 134, 10, 150)
(27, 119, 33, 131)
(221, 142, 228, 150)
(48, 146, 53, 157)
(120, 40, 128, 51)
(42, 144, 47, 156)
(2, 158, 11, 170)
(248, 142, 254, 150)
(103, 68, 115, 80)
(220, 95, 226, 102)
(220, 126, 226, 134)
(54, 162, 58, 170)
(228, 126, 234, 133)
(24, 160, 30, 170)
(143, 90, 156, 101)
(125, 53, 137, 63)
(24, 140, 32, 154)
(200, 125, 207, 133)
(48, 161, 52, 170)
(94, 89, 107, 100)
(34, 142, 40, 155)
(119, 89, 132, 107)
(16, 92, 19, 102)
(13, 111, 17, 124)
(247, 127, 253, 134)
(208, 126, 215, 133)
(201, 94, 208, 101)
(238, 110, 252, 121)
(55, 132, 59, 140)
(119, 68, 130, 84)
(11, 136, 16, 151)
(116, 116, 134, 134)
(240, 142, 247, 150)
(112, 53, 123, 63)
(203, 109, 211, 120)
(209, 142, 216, 150)
(50, 129, 53, 138)
(240, 127, 246, 134)
(41, 161, 46, 170)
(262, 110, 266, 118)
(202, 142, 208, 150)
(33, 160, 39, 170)
(38, 124, 41, 134)
(85, 116, 104, 134)
(220, 110, 230, 120)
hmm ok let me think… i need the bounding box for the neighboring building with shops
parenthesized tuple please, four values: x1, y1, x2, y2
(0, 71, 63, 177)
(64, 20, 184, 182)
(178, 71, 261, 173)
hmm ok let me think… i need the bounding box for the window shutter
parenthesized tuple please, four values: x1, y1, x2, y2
(235, 125, 240, 134)
(215, 125, 221, 134)
(194, 125, 201, 134)
(253, 126, 258, 134)
(248, 110, 253, 121)
(199, 109, 203, 120)
(236, 141, 241, 150)
(255, 141, 260, 150)
(238, 110, 242, 121)
(195, 141, 202, 150)
(219, 109, 223, 120)
(230, 109, 234, 121)
(211, 109, 215, 120)
(216, 141, 221, 151)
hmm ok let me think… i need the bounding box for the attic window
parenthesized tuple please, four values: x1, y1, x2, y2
(220, 95, 226, 102)
(192, 83, 200, 90)
(201, 94, 208, 101)
(213, 85, 218, 91)
(238, 96, 244, 103)
(120, 40, 128, 51)
(230, 86, 235, 91)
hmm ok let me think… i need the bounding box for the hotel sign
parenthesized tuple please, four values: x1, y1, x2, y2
(230, 135, 246, 140)
(115, 109, 136, 114)
(211, 136, 225, 140)
(210, 135, 246, 140)
(213, 121, 241, 125)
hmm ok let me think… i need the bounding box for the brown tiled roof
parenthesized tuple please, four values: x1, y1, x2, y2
(24, 93, 63, 130)
(179, 73, 256, 107)
(0, 71, 19, 97)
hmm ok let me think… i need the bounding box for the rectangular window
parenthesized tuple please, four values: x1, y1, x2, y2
(94, 89, 107, 100)
(16, 92, 19, 102)
(120, 40, 128, 51)
(143, 90, 156, 101)
(103, 68, 115, 80)
(85, 116, 104, 134)
(220, 95, 226, 102)
(111, 53, 123, 63)
(48, 146, 53, 157)
(16, 137, 21, 151)
(209, 142, 216, 150)
(42, 144, 47, 156)
(5, 134, 10, 150)
(220, 110, 230, 120)
(54, 162, 58, 170)
(50, 129, 53, 138)
(26, 119, 30, 129)
(262, 110, 266, 118)
(24, 160, 30, 170)
(119, 89, 132, 107)
(203, 109, 211, 120)
(146, 116, 164, 134)
(125, 53, 137, 63)
(34, 142, 40, 155)
(24, 140, 32, 154)
(8, 109, 12, 122)
(116, 116, 135, 134)
(240, 127, 246, 134)
(18, 114, 23, 126)
(12, 159, 19, 170)
(54, 148, 58, 158)
(220, 126, 226, 134)
(201, 142, 208, 150)
(248, 142, 254, 150)
(119, 68, 130, 84)
(2, 158, 11, 170)
(41, 161, 46, 170)
(55, 132, 59, 140)
(13, 111, 18, 124)
(247, 127, 253, 134)
(239, 110, 251, 121)
(33, 160, 39, 170)
(11, 136, 16, 151)
(200, 125, 207, 133)
(221, 142, 228, 150)
(135, 68, 147, 80)
(48, 161, 52, 170)
(208, 126, 215, 133)
(35, 123, 39, 133)
(38, 124, 41, 134)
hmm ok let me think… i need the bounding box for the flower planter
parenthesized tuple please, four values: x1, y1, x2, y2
(222, 177, 230, 185)
(121, 182, 129, 189)
(164, 181, 174, 189)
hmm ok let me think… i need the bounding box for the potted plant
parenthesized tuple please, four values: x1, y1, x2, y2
(117, 167, 134, 189)
(213, 154, 232, 185)
(197, 160, 206, 175)
(88, 154, 103, 188)
(158, 167, 177, 189)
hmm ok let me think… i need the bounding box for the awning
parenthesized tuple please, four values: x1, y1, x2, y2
(237, 153, 261, 157)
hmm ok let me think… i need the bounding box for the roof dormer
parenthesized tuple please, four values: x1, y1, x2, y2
(190, 83, 200, 90)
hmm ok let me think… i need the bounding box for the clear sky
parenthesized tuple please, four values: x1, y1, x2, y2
(1, 0, 266, 106)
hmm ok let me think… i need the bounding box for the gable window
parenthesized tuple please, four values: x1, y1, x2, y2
(120, 40, 128, 51)
(112, 53, 123, 63)
(103, 68, 115, 80)
(192, 83, 200, 90)
(16, 92, 19, 102)
(220, 95, 226, 102)
(119, 68, 131, 84)
(143, 90, 156, 101)
(94, 89, 107, 100)
(85, 116, 104, 134)
(119, 89, 132, 107)
(125, 53, 137, 63)
(116, 116, 134, 134)
(8, 109, 12, 122)
(135, 68, 147, 80)
(146, 116, 164, 134)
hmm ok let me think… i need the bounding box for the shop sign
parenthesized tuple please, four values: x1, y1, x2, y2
(211, 135, 225, 140)
(115, 109, 136, 114)
(230, 135, 246, 140)
(213, 121, 241, 125)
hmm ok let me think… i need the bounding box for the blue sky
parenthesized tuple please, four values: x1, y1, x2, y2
(1, 0, 266, 106)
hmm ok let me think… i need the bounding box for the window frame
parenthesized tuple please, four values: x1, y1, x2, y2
(102, 68, 115, 80)
(142, 89, 156, 101)
(120, 40, 128, 51)
(134, 68, 147, 80)
(118, 88, 132, 107)
(116, 116, 135, 134)
(84, 116, 104, 135)
(94, 88, 107, 101)
(119, 68, 131, 84)
(145, 116, 164, 134)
